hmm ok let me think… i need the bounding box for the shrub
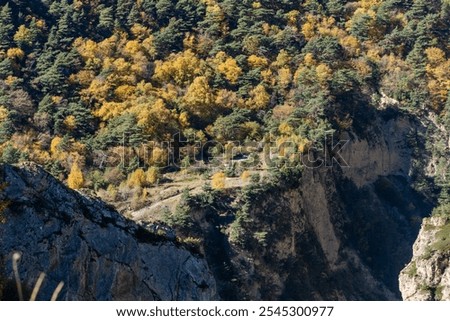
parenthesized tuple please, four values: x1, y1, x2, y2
(254, 231, 268, 246)
(211, 172, 226, 189)
(241, 170, 251, 182)
(127, 168, 146, 188)
(145, 167, 159, 185)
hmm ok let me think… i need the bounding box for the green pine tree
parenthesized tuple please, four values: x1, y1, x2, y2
(98, 6, 114, 34)
(0, 3, 14, 50)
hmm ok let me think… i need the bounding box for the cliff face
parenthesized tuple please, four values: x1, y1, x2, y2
(188, 108, 434, 300)
(0, 163, 217, 301)
(399, 217, 450, 301)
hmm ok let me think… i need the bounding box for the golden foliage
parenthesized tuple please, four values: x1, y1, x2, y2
(247, 84, 270, 110)
(301, 14, 317, 40)
(0, 106, 8, 123)
(4, 76, 18, 86)
(316, 63, 333, 83)
(63, 115, 77, 130)
(217, 56, 242, 84)
(35, 19, 45, 29)
(277, 68, 292, 89)
(14, 25, 32, 46)
(114, 85, 135, 100)
(273, 50, 291, 68)
(146, 167, 159, 185)
(150, 146, 167, 167)
(241, 170, 251, 182)
(123, 40, 141, 56)
(130, 24, 150, 39)
(81, 77, 111, 104)
(279, 122, 294, 135)
(95, 101, 129, 121)
(67, 162, 84, 189)
(426, 47, 446, 66)
(6, 48, 25, 60)
(425, 48, 450, 109)
(70, 70, 95, 86)
(352, 59, 372, 79)
(142, 35, 156, 57)
(317, 16, 337, 36)
(128, 168, 146, 188)
(304, 53, 316, 66)
(260, 69, 274, 84)
(211, 172, 226, 190)
(132, 99, 177, 138)
(248, 55, 269, 68)
(50, 137, 62, 156)
(153, 50, 203, 86)
(74, 38, 104, 69)
(359, 0, 382, 10)
(340, 35, 360, 56)
(286, 10, 300, 26)
(157, 83, 179, 104)
(205, 2, 225, 22)
(366, 49, 381, 62)
(298, 137, 311, 154)
(252, 1, 262, 9)
(183, 76, 215, 117)
(179, 111, 190, 128)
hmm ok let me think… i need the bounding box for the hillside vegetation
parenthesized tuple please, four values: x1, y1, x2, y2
(0, 0, 449, 207)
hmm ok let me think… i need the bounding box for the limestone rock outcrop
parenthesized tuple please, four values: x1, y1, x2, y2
(399, 217, 450, 301)
(0, 163, 217, 300)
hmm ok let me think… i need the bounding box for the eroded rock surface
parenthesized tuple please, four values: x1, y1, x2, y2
(0, 163, 217, 300)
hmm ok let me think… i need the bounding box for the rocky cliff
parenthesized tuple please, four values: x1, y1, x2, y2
(178, 107, 435, 300)
(399, 217, 450, 300)
(0, 163, 217, 300)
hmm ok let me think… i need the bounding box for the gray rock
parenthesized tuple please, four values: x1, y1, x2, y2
(399, 217, 450, 301)
(0, 163, 218, 300)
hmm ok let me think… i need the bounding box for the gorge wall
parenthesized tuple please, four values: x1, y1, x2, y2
(186, 107, 436, 300)
(399, 216, 450, 301)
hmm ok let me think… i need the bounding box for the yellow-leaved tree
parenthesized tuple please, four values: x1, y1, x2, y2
(211, 172, 226, 190)
(146, 167, 159, 185)
(425, 47, 450, 110)
(183, 76, 216, 118)
(127, 168, 146, 188)
(67, 162, 84, 189)
(247, 84, 271, 110)
(153, 50, 203, 86)
(217, 55, 242, 84)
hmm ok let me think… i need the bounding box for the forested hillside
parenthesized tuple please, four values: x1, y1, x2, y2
(0, 0, 449, 203)
(2, 0, 450, 301)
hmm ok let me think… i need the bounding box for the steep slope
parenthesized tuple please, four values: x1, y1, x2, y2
(0, 163, 217, 300)
(399, 217, 450, 300)
(176, 107, 435, 300)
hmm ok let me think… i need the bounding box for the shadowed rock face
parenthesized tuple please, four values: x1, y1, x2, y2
(0, 163, 217, 301)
